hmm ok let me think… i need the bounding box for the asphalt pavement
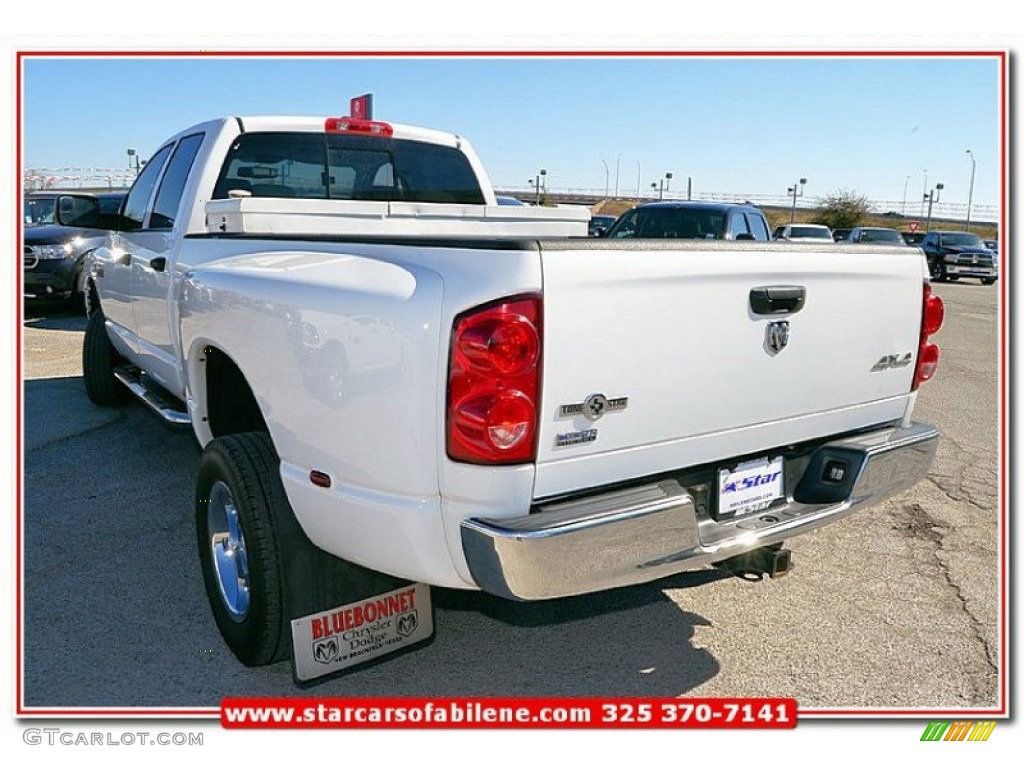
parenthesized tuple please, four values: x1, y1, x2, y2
(20, 281, 1001, 711)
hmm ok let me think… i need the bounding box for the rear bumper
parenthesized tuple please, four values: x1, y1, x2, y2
(461, 422, 939, 600)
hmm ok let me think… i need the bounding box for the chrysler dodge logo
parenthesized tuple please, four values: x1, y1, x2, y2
(312, 637, 340, 665)
(765, 320, 790, 354)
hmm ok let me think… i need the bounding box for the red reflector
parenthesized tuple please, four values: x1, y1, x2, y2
(324, 117, 394, 137)
(309, 470, 332, 488)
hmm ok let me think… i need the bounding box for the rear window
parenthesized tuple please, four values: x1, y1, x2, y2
(607, 207, 727, 239)
(858, 228, 904, 244)
(213, 132, 484, 204)
(788, 226, 831, 239)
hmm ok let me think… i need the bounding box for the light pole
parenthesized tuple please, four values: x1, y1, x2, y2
(127, 148, 140, 176)
(965, 149, 977, 232)
(788, 177, 807, 224)
(664, 172, 673, 200)
(924, 182, 944, 232)
(533, 169, 546, 205)
(635, 161, 641, 199)
(614, 155, 620, 199)
(687, 175, 692, 201)
(601, 159, 609, 198)
(902, 175, 910, 216)
(920, 169, 928, 216)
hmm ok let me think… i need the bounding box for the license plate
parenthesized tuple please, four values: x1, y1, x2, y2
(718, 456, 784, 517)
(291, 583, 433, 682)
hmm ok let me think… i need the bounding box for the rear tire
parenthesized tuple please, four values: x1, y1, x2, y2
(982, 278, 996, 285)
(82, 309, 129, 406)
(197, 432, 290, 666)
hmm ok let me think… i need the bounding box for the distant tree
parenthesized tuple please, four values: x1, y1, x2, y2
(813, 189, 871, 230)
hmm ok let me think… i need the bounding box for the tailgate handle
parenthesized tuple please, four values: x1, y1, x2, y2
(750, 285, 806, 315)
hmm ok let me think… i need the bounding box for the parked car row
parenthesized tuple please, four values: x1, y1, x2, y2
(586, 201, 998, 287)
(23, 190, 128, 307)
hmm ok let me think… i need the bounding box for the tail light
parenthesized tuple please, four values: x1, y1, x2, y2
(324, 118, 394, 137)
(447, 295, 542, 464)
(913, 282, 945, 390)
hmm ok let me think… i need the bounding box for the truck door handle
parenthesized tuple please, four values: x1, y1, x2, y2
(117, 252, 132, 266)
(750, 285, 806, 315)
(149, 257, 167, 272)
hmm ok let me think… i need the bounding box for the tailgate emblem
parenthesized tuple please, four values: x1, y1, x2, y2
(765, 320, 790, 354)
(559, 393, 629, 421)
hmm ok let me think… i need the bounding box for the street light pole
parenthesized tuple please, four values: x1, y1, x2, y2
(127, 148, 140, 176)
(601, 159, 609, 198)
(965, 149, 977, 232)
(920, 169, 928, 216)
(924, 182, 944, 232)
(902, 174, 910, 216)
(614, 155, 620, 199)
(534, 168, 546, 205)
(787, 177, 807, 224)
(635, 161, 641, 199)
(664, 172, 673, 200)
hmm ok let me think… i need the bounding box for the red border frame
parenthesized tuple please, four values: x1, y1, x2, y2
(14, 48, 1009, 720)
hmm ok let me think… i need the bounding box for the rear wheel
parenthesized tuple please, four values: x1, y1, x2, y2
(82, 309, 129, 406)
(982, 278, 996, 285)
(196, 432, 290, 666)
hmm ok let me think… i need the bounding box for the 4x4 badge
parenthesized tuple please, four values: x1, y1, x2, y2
(559, 394, 629, 421)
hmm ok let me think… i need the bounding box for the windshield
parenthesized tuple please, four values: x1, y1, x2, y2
(606, 207, 727, 239)
(858, 228, 904, 243)
(25, 197, 57, 225)
(940, 232, 985, 247)
(788, 226, 831, 239)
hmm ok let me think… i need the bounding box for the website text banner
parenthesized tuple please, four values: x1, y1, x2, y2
(222, 697, 797, 729)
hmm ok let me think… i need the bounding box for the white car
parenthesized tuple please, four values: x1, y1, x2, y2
(774, 223, 834, 242)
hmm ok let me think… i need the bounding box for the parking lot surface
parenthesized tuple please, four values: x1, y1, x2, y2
(21, 281, 1001, 710)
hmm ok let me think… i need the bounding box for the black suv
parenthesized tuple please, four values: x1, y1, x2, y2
(920, 230, 998, 284)
(23, 191, 126, 306)
(603, 201, 771, 241)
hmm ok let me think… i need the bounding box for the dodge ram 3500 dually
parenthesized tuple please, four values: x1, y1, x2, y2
(82, 115, 943, 680)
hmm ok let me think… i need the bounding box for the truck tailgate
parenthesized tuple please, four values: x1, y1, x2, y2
(534, 241, 927, 498)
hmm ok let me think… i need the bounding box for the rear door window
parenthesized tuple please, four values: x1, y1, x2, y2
(122, 144, 173, 231)
(149, 133, 205, 229)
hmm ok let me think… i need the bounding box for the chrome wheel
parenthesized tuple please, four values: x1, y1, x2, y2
(207, 480, 250, 621)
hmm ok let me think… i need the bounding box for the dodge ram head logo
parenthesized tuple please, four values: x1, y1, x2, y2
(312, 637, 340, 664)
(765, 320, 790, 354)
(397, 611, 419, 638)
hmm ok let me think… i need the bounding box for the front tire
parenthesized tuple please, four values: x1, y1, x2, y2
(196, 432, 290, 666)
(982, 278, 996, 285)
(929, 259, 947, 282)
(82, 309, 129, 405)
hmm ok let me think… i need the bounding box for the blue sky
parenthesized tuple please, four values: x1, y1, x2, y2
(22, 54, 1001, 217)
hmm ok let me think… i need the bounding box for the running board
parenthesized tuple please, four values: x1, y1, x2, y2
(113, 366, 191, 427)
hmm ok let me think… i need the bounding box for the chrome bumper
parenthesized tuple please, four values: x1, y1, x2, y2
(461, 422, 939, 600)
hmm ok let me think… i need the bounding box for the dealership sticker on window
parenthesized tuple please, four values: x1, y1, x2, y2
(291, 583, 433, 682)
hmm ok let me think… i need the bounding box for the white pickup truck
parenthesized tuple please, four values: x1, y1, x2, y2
(82, 115, 944, 680)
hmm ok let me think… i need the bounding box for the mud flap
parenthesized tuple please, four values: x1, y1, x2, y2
(268, 491, 435, 685)
(291, 583, 434, 683)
